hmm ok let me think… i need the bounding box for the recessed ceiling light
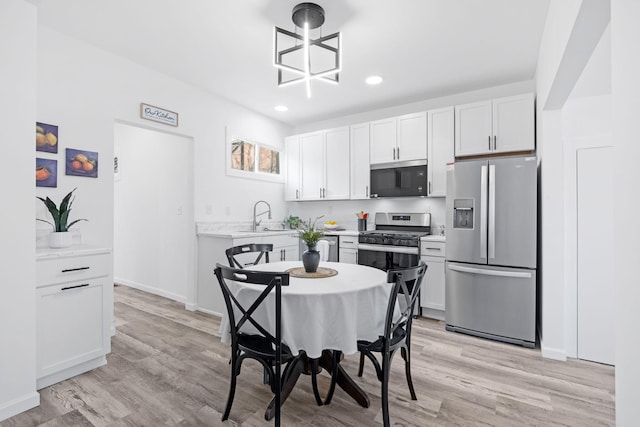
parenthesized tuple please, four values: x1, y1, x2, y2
(366, 75, 383, 85)
(275, 105, 288, 112)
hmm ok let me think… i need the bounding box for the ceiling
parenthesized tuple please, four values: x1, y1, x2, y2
(28, 0, 550, 126)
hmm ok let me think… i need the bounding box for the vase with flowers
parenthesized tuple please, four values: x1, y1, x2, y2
(37, 188, 87, 248)
(298, 216, 324, 273)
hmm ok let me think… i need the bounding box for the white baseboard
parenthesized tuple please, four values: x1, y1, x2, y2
(0, 391, 40, 422)
(194, 306, 223, 317)
(115, 278, 186, 304)
(541, 343, 567, 361)
(184, 302, 197, 312)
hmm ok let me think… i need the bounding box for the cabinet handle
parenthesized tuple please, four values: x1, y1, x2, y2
(61, 283, 90, 291)
(323, 188, 326, 198)
(493, 135, 497, 150)
(61, 266, 90, 273)
(397, 147, 400, 159)
(428, 181, 431, 194)
(296, 189, 299, 199)
(392, 147, 396, 160)
(366, 185, 369, 198)
(488, 136, 491, 150)
(424, 247, 441, 251)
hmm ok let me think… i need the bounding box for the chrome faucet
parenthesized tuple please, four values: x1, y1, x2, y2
(252, 200, 272, 231)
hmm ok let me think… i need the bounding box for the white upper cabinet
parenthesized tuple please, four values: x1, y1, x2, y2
(397, 112, 428, 161)
(455, 93, 534, 157)
(369, 117, 397, 164)
(323, 126, 351, 200)
(285, 136, 301, 201)
(427, 107, 454, 197)
(455, 100, 493, 156)
(370, 112, 427, 165)
(290, 127, 350, 201)
(350, 123, 371, 200)
(299, 131, 324, 200)
(492, 93, 535, 154)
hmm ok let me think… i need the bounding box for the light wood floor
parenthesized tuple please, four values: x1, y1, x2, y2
(2, 285, 615, 426)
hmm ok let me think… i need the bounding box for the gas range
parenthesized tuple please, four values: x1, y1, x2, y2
(358, 230, 429, 247)
(358, 212, 431, 248)
(357, 212, 431, 271)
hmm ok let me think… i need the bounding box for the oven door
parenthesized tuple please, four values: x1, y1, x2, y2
(357, 244, 420, 271)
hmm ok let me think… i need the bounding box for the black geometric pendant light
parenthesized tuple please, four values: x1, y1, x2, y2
(273, 2, 341, 98)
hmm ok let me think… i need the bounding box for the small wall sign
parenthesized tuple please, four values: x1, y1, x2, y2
(140, 103, 179, 127)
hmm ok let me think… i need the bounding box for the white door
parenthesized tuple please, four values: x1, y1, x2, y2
(455, 100, 492, 156)
(370, 117, 396, 164)
(324, 127, 350, 200)
(577, 146, 614, 365)
(350, 123, 370, 199)
(285, 136, 301, 201)
(492, 93, 535, 154)
(299, 132, 324, 200)
(427, 107, 454, 197)
(397, 112, 427, 161)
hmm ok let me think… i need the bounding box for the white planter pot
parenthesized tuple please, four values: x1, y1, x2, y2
(49, 231, 73, 248)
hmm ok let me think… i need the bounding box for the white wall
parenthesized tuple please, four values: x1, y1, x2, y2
(36, 25, 292, 308)
(611, 0, 640, 423)
(113, 123, 194, 303)
(0, 0, 39, 420)
(535, 0, 610, 361)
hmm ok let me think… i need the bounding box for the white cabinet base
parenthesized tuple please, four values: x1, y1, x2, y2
(37, 356, 107, 390)
(420, 307, 444, 321)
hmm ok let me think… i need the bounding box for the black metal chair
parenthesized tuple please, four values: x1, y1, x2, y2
(214, 263, 299, 426)
(225, 243, 273, 268)
(356, 262, 427, 427)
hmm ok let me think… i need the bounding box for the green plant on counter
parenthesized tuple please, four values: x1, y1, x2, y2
(284, 215, 302, 230)
(299, 215, 324, 246)
(36, 187, 87, 232)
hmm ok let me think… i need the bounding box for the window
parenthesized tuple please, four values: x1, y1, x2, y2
(227, 137, 282, 182)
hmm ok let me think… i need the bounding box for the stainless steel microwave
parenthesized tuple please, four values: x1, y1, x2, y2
(370, 160, 427, 198)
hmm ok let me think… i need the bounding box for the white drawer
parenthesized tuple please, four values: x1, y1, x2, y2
(339, 236, 358, 249)
(420, 241, 446, 258)
(37, 253, 110, 287)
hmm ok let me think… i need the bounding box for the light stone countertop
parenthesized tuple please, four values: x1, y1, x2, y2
(421, 235, 446, 242)
(36, 244, 112, 260)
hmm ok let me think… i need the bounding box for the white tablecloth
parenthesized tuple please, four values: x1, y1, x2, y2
(219, 261, 392, 358)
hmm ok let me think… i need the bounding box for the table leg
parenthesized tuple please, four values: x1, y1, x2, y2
(265, 355, 304, 421)
(319, 350, 370, 408)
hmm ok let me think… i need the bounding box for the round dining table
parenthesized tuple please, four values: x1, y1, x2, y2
(218, 261, 394, 417)
(219, 261, 391, 358)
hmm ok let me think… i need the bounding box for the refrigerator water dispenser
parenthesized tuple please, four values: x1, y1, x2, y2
(453, 199, 474, 229)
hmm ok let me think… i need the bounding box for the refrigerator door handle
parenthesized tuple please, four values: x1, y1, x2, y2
(448, 263, 532, 279)
(480, 165, 487, 259)
(488, 164, 496, 260)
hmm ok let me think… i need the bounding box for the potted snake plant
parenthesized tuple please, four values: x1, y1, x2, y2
(37, 188, 87, 248)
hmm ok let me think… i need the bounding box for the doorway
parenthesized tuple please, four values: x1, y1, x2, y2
(113, 122, 195, 305)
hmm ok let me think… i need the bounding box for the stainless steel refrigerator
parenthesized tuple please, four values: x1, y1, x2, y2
(445, 155, 537, 347)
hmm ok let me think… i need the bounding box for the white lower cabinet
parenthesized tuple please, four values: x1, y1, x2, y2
(338, 235, 358, 264)
(196, 232, 299, 315)
(36, 247, 111, 389)
(420, 240, 446, 320)
(270, 234, 300, 262)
